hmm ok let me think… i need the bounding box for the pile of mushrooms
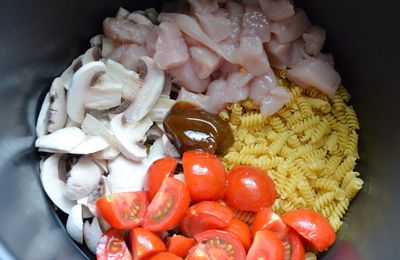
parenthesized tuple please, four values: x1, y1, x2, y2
(35, 7, 180, 254)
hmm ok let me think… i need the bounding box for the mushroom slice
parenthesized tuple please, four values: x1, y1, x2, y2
(81, 113, 118, 148)
(77, 176, 105, 216)
(67, 61, 107, 124)
(35, 127, 86, 152)
(82, 46, 102, 65)
(144, 8, 158, 24)
(92, 159, 108, 173)
(84, 217, 103, 254)
(91, 147, 120, 160)
(47, 77, 67, 133)
(116, 7, 130, 19)
(60, 56, 83, 90)
(107, 155, 148, 193)
(162, 134, 180, 158)
(36, 93, 50, 137)
(102, 38, 115, 57)
(65, 117, 80, 128)
(147, 138, 166, 165)
(110, 114, 152, 161)
(85, 82, 122, 110)
(146, 124, 165, 142)
(66, 204, 84, 244)
(40, 154, 75, 214)
(69, 136, 109, 155)
(64, 156, 103, 200)
(127, 12, 154, 26)
(161, 75, 172, 97)
(147, 97, 175, 123)
(90, 34, 103, 47)
(124, 56, 165, 122)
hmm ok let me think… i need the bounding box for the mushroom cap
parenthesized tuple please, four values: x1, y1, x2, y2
(147, 97, 175, 123)
(162, 134, 180, 158)
(48, 77, 67, 133)
(91, 147, 120, 160)
(60, 56, 83, 90)
(84, 217, 103, 254)
(36, 93, 50, 137)
(66, 204, 84, 244)
(90, 34, 103, 47)
(35, 127, 86, 152)
(82, 46, 102, 65)
(69, 135, 109, 155)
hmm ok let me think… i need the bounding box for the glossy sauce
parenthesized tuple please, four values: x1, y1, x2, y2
(163, 101, 233, 155)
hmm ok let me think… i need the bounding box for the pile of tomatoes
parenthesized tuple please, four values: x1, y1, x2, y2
(95, 151, 336, 260)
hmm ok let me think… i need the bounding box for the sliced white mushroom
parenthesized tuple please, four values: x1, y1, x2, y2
(82, 205, 94, 218)
(127, 12, 153, 26)
(40, 154, 75, 214)
(48, 77, 67, 133)
(98, 217, 111, 232)
(174, 173, 186, 184)
(124, 56, 165, 122)
(102, 38, 115, 57)
(116, 7, 130, 19)
(64, 156, 103, 200)
(144, 8, 158, 24)
(60, 56, 83, 90)
(65, 117, 80, 128)
(110, 114, 152, 161)
(36, 93, 50, 137)
(81, 113, 118, 147)
(162, 134, 180, 158)
(84, 217, 103, 254)
(35, 127, 86, 152)
(66, 204, 83, 244)
(161, 75, 172, 97)
(146, 124, 165, 141)
(157, 122, 165, 132)
(91, 147, 120, 160)
(147, 138, 167, 165)
(67, 61, 107, 124)
(90, 34, 103, 47)
(85, 83, 122, 110)
(82, 46, 102, 65)
(77, 176, 106, 216)
(92, 159, 108, 173)
(69, 136, 109, 154)
(148, 97, 175, 123)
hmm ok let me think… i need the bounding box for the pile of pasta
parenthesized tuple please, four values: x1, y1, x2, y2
(219, 70, 363, 232)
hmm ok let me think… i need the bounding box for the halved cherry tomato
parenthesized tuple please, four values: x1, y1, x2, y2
(96, 228, 132, 260)
(190, 230, 246, 260)
(143, 177, 190, 231)
(96, 191, 148, 230)
(282, 230, 305, 260)
(225, 166, 276, 212)
(252, 208, 290, 239)
(180, 201, 233, 237)
(130, 227, 166, 259)
(281, 209, 336, 251)
(182, 151, 227, 201)
(145, 158, 177, 201)
(150, 252, 183, 260)
(223, 219, 251, 251)
(166, 234, 195, 257)
(246, 230, 285, 260)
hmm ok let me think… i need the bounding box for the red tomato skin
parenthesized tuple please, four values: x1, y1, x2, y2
(194, 230, 246, 260)
(96, 228, 132, 260)
(284, 230, 305, 260)
(166, 235, 195, 257)
(182, 151, 227, 202)
(246, 230, 285, 260)
(145, 158, 177, 201)
(149, 252, 183, 260)
(225, 166, 276, 212)
(223, 219, 252, 251)
(252, 208, 290, 239)
(180, 201, 233, 237)
(186, 244, 211, 260)
(130, 228, 166, 259)
(143, 177, 190, 231)
(96, 191, 148, 230)
(281, 209, 336, 251)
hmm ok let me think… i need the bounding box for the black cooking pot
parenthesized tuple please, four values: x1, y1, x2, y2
(0, 0, 399, 259)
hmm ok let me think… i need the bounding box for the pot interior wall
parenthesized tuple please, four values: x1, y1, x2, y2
(0, 0, 399, 259)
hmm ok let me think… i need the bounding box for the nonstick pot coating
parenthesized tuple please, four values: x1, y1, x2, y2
(0, 0, 399, 259)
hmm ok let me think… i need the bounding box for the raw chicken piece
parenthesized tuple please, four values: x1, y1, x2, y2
(196, 12, 232, 42)
(220, 61, 241, 73)
(264, 38, 305, 68)
(241, 6, 270, 42)
(270, 8, 311, 43)
(188, 0, 218, 14)
(206, 79, 228, 114)
(226, 1, 245, 43)
(303, 25, 326, 56)
(108, 44, 148, 71)
(145, 26, 159, 57)
(168, 60, 210, 93)
(183, 34, 205, 47)
(224, 71, 254, 103)
(177, 87, 209, 111)
(317, 53, 335, 67)
(258, 0, 294, 21)
(190, 46, 222, 79)
(249, 72, 278, 104)
(287, 56, 341, 98)
(239, 37, 271, 76)
(103, 17, 150, 45)
(154, 22, 189, 70)
(259, 86, 290, 115)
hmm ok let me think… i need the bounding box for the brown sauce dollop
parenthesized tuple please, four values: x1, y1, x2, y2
(163, 101, 233, 155)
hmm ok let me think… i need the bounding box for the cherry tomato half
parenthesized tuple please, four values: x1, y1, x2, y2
(143, 177, 190, 231)
(180, 201, 233, 237)
(225, 166, 276, 212)
(145, 158, 177, 201)
(166, 234, 195, 258)
(150, 252, 183, 260)
(96, 191, 148, 230)
(223, 219, 252, 251)
(281, 209, 336, 251)
(182, 150, 227, 202)
(130, 227, 166, 259)
(282, 230, 305, 260)
(252, 208, 290, 239)
(189, 230, 246, 260)
(246, 230, 285, 260)
(96, 228, 132, 260)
